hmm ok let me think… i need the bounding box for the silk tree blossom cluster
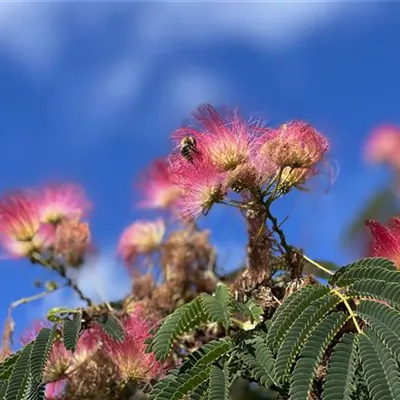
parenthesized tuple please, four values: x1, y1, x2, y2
(117, 219, 166, 270)
(0, 183, 91, 262)
(20, 309, 165, 399)
(102, 308, 165, 382)
(167, 104, 330, 219)
(366, 217, 400, 269)
(20, 320, 100, 400)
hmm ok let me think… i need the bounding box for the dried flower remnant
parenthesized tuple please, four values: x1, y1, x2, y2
(118, 219, 165, 265)
(36, 183, 91, 224)
(364, 125, 400, 168)
(54, 217, 91, 266)
(0, 192, 54, 257)
(366, 218, 400, 269)
(103, 309, 165, 383)
(137, 159, 181, 209)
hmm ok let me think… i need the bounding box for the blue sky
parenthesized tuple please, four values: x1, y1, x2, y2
(0, 2, 399, 344)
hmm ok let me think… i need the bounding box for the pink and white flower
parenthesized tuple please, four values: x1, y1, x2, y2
(169, 156, 227, 219)
(117, 219, 166, 264)
(36, 183, 91, 224)
(137, 159, 181, 209)
(0, 192, 54, 257)
(102, 309, 165, 382)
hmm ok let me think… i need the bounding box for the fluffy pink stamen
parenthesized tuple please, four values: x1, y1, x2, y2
(366, 217, 400, 269)
(102, 309, 165, 382)
(136, 159, 181, 209)
(117, 219, 165, 265)
(0, 192, 54, 257)
(36, 183, 91, 224)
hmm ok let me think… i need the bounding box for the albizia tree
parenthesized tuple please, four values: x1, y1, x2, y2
(0, 104, 399, 400)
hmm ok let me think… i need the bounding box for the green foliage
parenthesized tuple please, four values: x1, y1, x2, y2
(147, 257, 400, 400)
(208, 365, 230, 400)
(289, 312, 348, 400)
(96, 313, 125, 343)
(146, 297, 210, 361)
(239, 337, 277, 389)
(4, 344, 32, 400)
(4, 257, 400, 398)
(323, 333, 358, 400)
(200, 284, 233, 329)
(30, 326, 58, 383)
(0, 344, 33, 381)
(62, 310, 82, 351)
(359, 329, 400, 400)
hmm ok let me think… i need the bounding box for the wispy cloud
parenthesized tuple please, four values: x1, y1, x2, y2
(0, 2, 379, 139)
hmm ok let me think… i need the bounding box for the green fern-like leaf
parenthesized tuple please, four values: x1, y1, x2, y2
(62, 311, 82, 352)
(5, 344, 32, 400)
(330, 257, 396, 286)
(200, 284, 232, 328)
(179, 338, 232, 373)
(290, 312, 348, 400)
(233, 298, 263, 324)
(0, 344, 33, 381)
(22, 376, 45, 400)
(208, 366, 229, 400)
(267, 285, 330, 351)
(149, 297, 209, 362)
(96, 313, 125, 343)
(359, 328, 400, 400)
(190, 382, 210, 400)
(275, 293, 341, 382)
(323, 333, 358, 400)
(30, 326, 57, 383)
(0, 380, 8, 398)
(347, 280, 400, 306)
(240, 336, 277, 389)
(357, 300, 400, 362)
(150, 365, 212, 400)
(335, 266, 400, 287)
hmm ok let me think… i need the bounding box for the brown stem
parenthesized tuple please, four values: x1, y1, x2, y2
(31, 253, 93, 306)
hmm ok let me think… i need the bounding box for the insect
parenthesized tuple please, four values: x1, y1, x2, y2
(180, 136, 197, 162)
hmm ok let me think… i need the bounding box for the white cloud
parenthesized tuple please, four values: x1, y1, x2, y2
(135, 2, 351, 51)
(0, 2, 379, 132)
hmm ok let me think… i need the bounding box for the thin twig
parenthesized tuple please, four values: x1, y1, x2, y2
(302, 254, 334, 276)
(31, 252, 93, 306)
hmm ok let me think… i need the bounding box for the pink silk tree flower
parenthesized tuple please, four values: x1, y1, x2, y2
(364, 125, 400, 168)
(169, 156, 227, 219)
(20, 321, 102, 399)
(117, 219, 165, 265)
(366, 218, 400, 269)
(259, 121, 329, 170)
(36, 183, 91, 224)
(102, 309, 165, 382)
(173, 104, 262, 172)
(0, 192, 54, 258)
(137, 159, 182, 209)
